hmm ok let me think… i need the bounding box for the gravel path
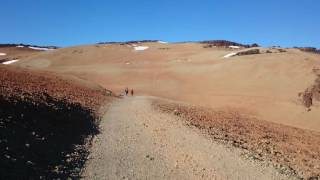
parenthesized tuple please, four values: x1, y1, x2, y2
(81, 96, 290, 180)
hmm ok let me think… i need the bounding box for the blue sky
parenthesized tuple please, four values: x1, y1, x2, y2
(1, 0, 319, 47)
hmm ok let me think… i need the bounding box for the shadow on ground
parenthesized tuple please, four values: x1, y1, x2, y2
(0, 94, 99, 179)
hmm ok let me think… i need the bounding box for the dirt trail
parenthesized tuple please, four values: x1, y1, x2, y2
(81, 96, 291, 180)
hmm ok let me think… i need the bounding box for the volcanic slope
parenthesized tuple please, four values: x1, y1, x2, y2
(13, 42, 320, 132)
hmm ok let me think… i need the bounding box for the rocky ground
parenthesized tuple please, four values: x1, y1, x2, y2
(0, 66, 114, 179)
(152, 99, 320, 179)
(82, 96, 291, 180)
(200, 40, 258, 48)
(300, 68, 320, 109)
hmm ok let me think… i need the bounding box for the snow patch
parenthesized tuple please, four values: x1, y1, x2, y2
(158, 41, 168, 44)
(29, 46, 54, 51)
(0, 53, 7, 56)
(127, 44, 138, 48)
(229, 46, 240, 49)
(134, 46, 149, 51)
(2, 59, 19, 65)
(223, 52, 237, 58)
(16, 45, 24, 48)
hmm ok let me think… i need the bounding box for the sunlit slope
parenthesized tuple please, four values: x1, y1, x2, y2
(15, 42, 320, 131)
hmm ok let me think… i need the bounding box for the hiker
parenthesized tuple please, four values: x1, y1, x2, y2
(125, 87, 128, 96)
(130, 89, 134, 96)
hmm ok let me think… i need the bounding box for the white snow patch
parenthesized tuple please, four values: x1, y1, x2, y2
(134, 46, 149, 51)
(16, 45, 24, 48)
(0, 53, 7, 56)
(29, 46, 54, 51)
(127, 44, 137, 48)
(229, 46, 240, 49)
(2, 59, 19, 65)
(223, 52, 237, 58)
(158, 41, 168, 44)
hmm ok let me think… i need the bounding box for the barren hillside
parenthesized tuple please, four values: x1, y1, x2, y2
(0, 66, 113, 179)
(9, 41, 320, 132)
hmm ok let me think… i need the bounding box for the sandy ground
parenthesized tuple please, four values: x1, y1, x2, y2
(81, 96, 292, 180)
(2, 42, 319, 178)
(12, 42, 320, 132)
(0, 46, 40, 63)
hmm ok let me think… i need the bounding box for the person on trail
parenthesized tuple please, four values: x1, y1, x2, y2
(130, 89, 134, 96)
(125, 87, 129, 96)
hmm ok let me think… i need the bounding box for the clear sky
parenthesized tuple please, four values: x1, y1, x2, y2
(1, 0, 319, 47)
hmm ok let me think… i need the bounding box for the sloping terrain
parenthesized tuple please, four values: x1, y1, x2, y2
(13, 41, 320, 132)
(0, 44, 57, 64)
(153, 98, 320, 179)
(3, 40, 320, 179)
(0, 66, 113, 179)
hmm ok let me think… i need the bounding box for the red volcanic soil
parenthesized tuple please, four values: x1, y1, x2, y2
(0, 66, 113, 179)
(0, 66, 112, 113)
(153, 99, 320, 179)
